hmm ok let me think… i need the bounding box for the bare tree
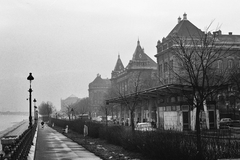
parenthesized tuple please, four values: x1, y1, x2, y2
(99, 103, 110, 126)
(227, 60, 240, 117)
(71, 97, 91, 118)
(38, 101, 54, 118)
(169, 29, 234, 158)
(107, 70, 154, 131)
(229, 62, 240, 101)
(64, 105, 73, 120)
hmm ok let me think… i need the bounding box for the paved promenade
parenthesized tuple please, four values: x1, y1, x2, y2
(34, 123, 102, 160)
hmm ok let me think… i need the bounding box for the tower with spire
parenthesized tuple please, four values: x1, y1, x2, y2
(111, 54, 125, 79)
(111, 39, 157, 94)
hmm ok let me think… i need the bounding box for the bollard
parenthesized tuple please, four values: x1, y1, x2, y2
(84, 125, 88, 137)
(65, 125, 68, 134)
(62, 125, 68, 134)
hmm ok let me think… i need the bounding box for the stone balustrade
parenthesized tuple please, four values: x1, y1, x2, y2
(0, 123, 37, 160)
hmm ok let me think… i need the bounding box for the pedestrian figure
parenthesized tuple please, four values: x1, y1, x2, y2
(41, 121, 44, 128)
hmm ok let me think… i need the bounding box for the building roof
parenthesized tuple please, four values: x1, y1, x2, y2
(113, 54, 124, 72)
(106, 84, 192, 103)
(127, 40, 157, 70)
(132, 39, 148, 61)
(62, 94, 78, 100)
(166, 13, 204, 39)
(61, 95, 79, 104)
(89, 74, 111, 88)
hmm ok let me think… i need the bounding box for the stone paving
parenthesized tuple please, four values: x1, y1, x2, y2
(34, 123, 102, 160)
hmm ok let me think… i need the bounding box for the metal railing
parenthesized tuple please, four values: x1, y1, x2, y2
(0, 123, 37, 160)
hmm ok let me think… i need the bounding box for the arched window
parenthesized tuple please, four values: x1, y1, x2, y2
(228, 59, 233, 69)
(217, 60, 223, 69)
(164, 62, 168, 72)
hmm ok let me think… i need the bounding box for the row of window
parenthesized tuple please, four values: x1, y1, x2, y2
(217, 59, 240, 69)
(159, 60, 174, 74)
(118, 80, 128, 93)
(159, 58, 240, 76)
(158, 105, 215, 112)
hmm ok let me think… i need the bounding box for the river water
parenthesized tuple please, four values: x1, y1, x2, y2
(0, 114, 28, 132)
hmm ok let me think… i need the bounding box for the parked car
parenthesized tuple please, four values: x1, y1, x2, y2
(135, 122, 155, 131)
(219, 118, 232, 129)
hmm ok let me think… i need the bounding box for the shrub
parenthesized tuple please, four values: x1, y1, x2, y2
(51, 118, 240, 160)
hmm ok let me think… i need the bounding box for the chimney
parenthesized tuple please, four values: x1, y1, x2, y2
(218, 30, 222, 35)
(183, 13, 187, 20)
(229, 32, 232, 35)
(178, 16, 181, 23)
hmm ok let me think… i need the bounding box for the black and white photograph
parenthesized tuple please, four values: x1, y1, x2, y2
(0, 0, 240, 159)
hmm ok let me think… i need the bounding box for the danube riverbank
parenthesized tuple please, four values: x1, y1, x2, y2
(0, 119, 28, 151)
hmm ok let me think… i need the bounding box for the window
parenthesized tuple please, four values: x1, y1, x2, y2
(169, 60, 173, 70)
(171, 106, 176, 111)
(125, 81, 128, 92)
(159, 64, 163, 77)
(181, 105, 189, 111)
(166, 106, 171, 111)
(217, 60, 223, 69)
(169, 60, 174, 83)
(164, 62, 168, 72)
(228, 59, 233, 69)
(170, 97, 175, 102)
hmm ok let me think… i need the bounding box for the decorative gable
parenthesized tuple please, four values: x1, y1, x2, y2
(132, 40, 148, 61)
(113, 55, 124, 72)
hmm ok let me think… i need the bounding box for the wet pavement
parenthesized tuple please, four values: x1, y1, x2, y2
(34, 123, 102, 160)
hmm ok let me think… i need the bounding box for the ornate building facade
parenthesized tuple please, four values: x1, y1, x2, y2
(107, 13, 240, 131)
(154, 13, 240, 130)
(88, 74, 111, 117)
(110, 40, 158, 124)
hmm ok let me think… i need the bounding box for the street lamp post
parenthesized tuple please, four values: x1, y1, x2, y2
(33, 98, 37, 122)
(27, 73, 34, 128)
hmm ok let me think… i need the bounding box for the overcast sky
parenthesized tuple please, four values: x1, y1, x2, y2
(0, 0, 240, 111)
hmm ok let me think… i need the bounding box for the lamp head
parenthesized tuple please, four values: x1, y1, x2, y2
(27, 73, 34, 81)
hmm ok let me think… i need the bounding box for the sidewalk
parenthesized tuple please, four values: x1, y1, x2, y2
(34, 123, 102, 160)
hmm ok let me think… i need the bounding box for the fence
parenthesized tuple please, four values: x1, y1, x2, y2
(0, 123, 37, 160)
(51, 118, 240, 160)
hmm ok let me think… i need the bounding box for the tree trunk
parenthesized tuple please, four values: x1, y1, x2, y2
(196, 104, 203, 159)
(130, 110, 135, 131)
(105, 108, 108, 126)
